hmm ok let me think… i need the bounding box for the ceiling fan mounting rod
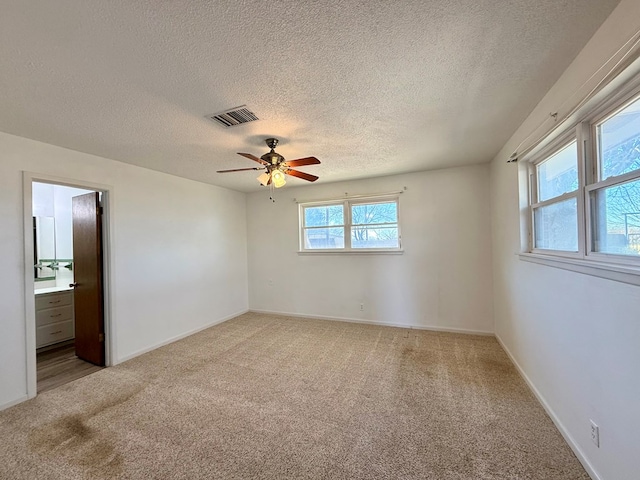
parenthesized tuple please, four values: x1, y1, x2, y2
(265, 138, 279, 150)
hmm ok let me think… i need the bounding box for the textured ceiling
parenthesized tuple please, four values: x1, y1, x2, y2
(0, 0, 621, 192)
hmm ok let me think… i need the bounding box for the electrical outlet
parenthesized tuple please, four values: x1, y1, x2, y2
(268, 279, 274, 286)
(590, 420, 599, 447)
(359, 303, 364, 311)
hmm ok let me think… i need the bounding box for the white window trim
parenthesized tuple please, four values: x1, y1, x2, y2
(298, 195, 403, 254)
(518, 252, 640, 287)
(529, 135, 583, 256)
(520, 69, 640, 284)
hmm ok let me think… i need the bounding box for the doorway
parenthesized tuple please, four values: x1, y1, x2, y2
(26, 176, 112, 395)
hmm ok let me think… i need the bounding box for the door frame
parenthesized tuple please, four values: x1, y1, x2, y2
(22, 172, 115, 398)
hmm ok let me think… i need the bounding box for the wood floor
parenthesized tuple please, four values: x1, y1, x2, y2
(36, 342, 103, 393)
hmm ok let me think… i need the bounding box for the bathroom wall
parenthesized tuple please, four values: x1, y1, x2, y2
(32, 182, 93, 288)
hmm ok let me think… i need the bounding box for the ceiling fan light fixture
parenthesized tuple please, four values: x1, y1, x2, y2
(256, 172, 270, 186)
(272, 169, 286, 188)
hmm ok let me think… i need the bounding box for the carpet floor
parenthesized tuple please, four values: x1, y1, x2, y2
(0, 312, 589, 479)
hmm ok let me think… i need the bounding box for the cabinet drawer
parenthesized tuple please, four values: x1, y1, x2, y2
(35, 292, 72, 310)
(36, 305, 73, 327)
(36, 320, 74, 348)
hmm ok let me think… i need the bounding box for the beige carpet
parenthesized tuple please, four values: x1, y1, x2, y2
(0, 312, 588, 479)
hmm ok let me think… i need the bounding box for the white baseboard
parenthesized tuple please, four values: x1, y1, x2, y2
(495, 334, 602, 480)
(249, 309, 494, 336)
(116, 309, 248, 363)
(0, 395, 29, 412)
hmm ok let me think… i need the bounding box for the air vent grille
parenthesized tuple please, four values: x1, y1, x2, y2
(206, 106, 258, 128)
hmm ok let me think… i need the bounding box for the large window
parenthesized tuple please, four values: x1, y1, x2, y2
(300, 197, 401, 252)
(527, 82, 640, 267)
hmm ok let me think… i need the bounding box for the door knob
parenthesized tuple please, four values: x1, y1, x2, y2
(69, 283, 78, 288)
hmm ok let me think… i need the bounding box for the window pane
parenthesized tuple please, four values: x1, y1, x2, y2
(304, 227, 344, 249)
(537, 142, 578, 202)
(304, 205, 343, 227)
(351, 226, 399, 249)
(590, 178, 640, 256)
(352, 202, 397, 225)
(534, 198, 578, 251)
(598, 96, 640, 180)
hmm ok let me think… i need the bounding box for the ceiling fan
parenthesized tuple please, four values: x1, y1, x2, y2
(217, 138, 320, 188)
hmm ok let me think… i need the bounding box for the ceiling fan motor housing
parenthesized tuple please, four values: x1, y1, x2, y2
(261, 138, 284, 165)
(261, 151, 284, 165)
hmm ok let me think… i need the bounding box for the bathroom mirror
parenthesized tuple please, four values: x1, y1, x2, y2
(33, 216, 56, 281)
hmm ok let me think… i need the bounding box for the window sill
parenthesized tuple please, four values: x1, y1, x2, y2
(298, 249, 404, 255)
(518, 252, 640, 287)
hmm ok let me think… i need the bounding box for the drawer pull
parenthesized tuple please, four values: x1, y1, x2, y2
(50, 314, 62, 318)
(50, 330, 63, 335)
(48, 300, 61, 304)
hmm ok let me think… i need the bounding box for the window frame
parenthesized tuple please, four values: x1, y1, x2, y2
(300, 200, 346, 250)
(584, 85, 640, 265)
(529, 134, 584, 257)
(523, 74, 640, 277)
(299, 195, 402, 253)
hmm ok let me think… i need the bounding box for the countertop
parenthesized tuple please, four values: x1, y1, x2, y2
(35, 286, 73, 295)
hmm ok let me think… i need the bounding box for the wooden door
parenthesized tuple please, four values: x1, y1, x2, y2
(72, 192, 105, 366)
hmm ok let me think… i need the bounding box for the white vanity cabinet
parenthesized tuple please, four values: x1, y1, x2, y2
(35, 289, 74, 348)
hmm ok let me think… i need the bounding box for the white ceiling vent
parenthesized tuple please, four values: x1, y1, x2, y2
(206, 105, 258, 128)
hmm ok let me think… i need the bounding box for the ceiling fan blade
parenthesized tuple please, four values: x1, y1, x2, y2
(282, 156, 321, 167)
(285, 169, 319, 182)
(216, 167, 263, 173)
(238, 152, 268, 165)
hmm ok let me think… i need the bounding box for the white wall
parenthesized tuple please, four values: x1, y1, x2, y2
(247, 164, 494, 334)
(0, 131, 248, 409)
(490, 1, 640, 479)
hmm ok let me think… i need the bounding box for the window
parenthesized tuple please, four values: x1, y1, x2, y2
(526, 79, 640, 272)
(300, 197, 401, 252)
(532, 141, 579, 252)
(589, 95, 640, 257)
(302, 203, 345, 249)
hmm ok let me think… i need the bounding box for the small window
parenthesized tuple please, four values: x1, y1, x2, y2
(590, 93, 640, 258)
(597, 95, 640, 180)
(302, 203, 345, 249)
(534, 198, 578, 251)
(300, 197, 401, 252)
(531, 141, 579, 253)
(351, 201, 399, 249)
(590, 178, 640, 256)
(536, 142, 579, 201)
